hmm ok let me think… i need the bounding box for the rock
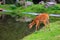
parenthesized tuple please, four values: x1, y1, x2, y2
(19, 0, 25, 6)
(19, 1, 33, 8)
(45, 2, 56, 8)
(39, 1, 44, 5)
(25, 1, 33, 7)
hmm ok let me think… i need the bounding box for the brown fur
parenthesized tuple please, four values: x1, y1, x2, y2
(28, 13, 49, 31)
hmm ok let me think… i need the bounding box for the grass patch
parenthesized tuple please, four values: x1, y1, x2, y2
(22, 21, 60, 40)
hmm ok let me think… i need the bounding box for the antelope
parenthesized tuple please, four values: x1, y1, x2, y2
(28, 13, 49, 31)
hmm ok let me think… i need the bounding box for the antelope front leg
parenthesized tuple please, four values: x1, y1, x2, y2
(36, 20, 39, 31)
(44, 20, 47, 27)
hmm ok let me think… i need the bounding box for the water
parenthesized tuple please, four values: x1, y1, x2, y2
(23, 12, 60, 17)
(1, 11, 60, 17)
(50, 14, 60, 17)
(0, 18, 36, 40)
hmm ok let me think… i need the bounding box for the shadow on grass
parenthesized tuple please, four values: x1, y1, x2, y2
(0, 17, 44, 40)
(0, 15, 60, 40)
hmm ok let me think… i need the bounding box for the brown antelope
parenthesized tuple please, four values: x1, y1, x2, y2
(28, 13, 49, 31)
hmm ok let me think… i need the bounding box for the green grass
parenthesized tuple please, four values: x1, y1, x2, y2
(22, 21, 60, 40)
(19, 4, 60, 14)
(0, 4, 17, 10)
(1, 4, 60, 14)
(0, 4, 60, 18)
